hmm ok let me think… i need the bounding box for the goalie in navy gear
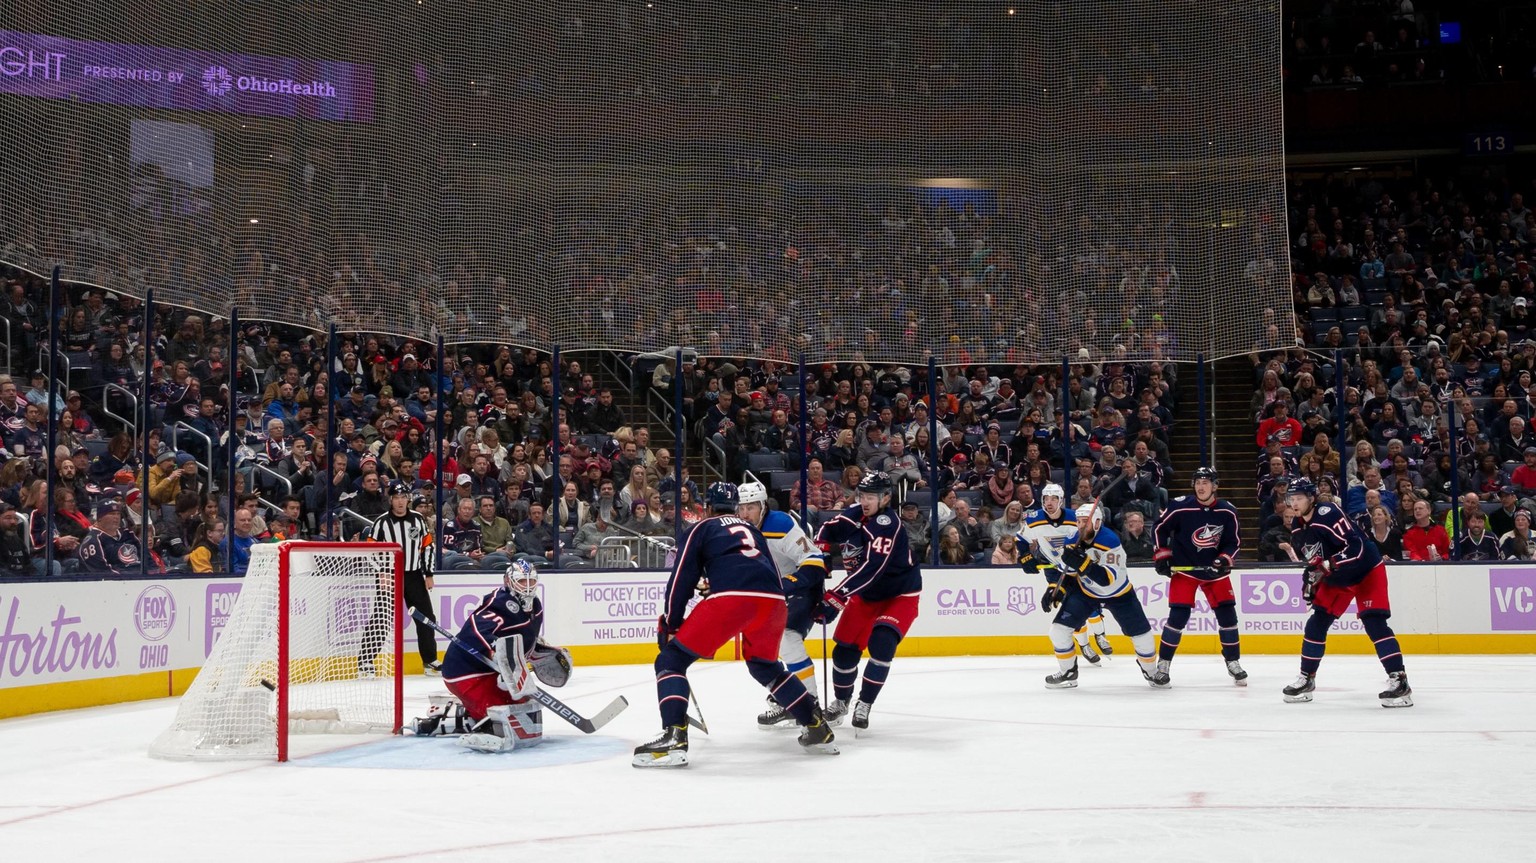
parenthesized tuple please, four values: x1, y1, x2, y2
(737, 478, 832, 730)
(432, 561, 572, 752)
(813, 471, 922, 732)
(1282, 479, 1412, 707)
(1038, 504, 1161, 690)
(1150, 467, 1246, 687)
(635, 482, 837, 768)
(1017, 483, 1113, 664)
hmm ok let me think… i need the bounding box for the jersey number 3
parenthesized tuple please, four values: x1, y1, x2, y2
(728, 525, 762, 557)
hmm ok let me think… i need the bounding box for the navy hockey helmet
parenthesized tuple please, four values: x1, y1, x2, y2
(386, 479, 411, 497)
(705, 481, 740, 512)
(857, 471, 894, 495)
(1283, 477, 1316, 499)
(1192, 466, 1219, 485)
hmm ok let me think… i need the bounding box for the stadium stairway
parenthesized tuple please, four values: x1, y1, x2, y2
(1211, 356, 1263, 556)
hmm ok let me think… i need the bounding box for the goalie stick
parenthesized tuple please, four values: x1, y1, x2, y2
(408, 608, 628, 734)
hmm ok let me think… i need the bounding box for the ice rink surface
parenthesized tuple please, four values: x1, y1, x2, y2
(2, 654, 1534, 863)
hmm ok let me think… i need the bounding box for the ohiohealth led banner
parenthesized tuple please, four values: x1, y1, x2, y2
(0, 30, 373, 121)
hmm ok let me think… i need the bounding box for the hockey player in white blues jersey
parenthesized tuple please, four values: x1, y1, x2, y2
(1016, 483, 1112, 664)
(738, 479, 832, 730)
(1039, 504, 1161, 689)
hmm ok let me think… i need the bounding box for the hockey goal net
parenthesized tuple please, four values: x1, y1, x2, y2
(149, 542, 405, 762)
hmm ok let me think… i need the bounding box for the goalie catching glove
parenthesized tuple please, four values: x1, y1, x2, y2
(529, 640, 573, 688)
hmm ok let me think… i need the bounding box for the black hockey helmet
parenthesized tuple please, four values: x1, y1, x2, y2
(1192, 466, 1219, 486)
(386, 479, 411, 497)
(857, 471, 893, 495)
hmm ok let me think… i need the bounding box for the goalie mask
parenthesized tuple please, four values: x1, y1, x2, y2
(504, 560, 539, 611)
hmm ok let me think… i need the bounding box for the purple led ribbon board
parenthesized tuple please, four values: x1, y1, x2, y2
(0, 29, 374, 122)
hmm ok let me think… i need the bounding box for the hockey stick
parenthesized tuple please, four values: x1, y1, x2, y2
(820, 621, 829, 707)
(408, 608, 628, 734)
(688, 689, 710, 735)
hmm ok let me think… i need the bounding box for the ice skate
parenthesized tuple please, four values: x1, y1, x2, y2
(1379, 672, 1413, 708)
(422, 661, 443, 677)
(1094, 633, 1114, 656)
(851, 700, 871, 734)
(632, 725, 689, 768)
(1078, 638, 1101, 666)
(1283, 673, 1316, 703)
(1226, 660, 1249, 686)
(1045, 661, 1079, 689)
(797, 706, 839, 755)
(1149, 659, 1172, 689)
(757, 699, 796, 731)
(823, 698, 849, 727)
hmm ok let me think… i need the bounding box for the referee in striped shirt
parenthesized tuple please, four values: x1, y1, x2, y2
(362, 480, 441, 674)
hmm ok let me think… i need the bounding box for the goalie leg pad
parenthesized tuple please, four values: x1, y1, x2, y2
(530, 642, 573, 688)
(460, 700, 544, 753)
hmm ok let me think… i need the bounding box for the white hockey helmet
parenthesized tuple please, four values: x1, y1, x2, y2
(1042, 483, 1065, 502)
(1074, 503, 1103, 532)
(505, 560, 538, 605)
(737, 481, 769, 506)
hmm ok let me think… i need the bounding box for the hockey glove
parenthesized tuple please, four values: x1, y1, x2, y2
(1028, 547, 1058, 573)
(696, 578, 711, 598)
(1302, 556, 1329, 604)
(1058, 545, 1089, 574)
(1153, 554, 1172, 578)
(656, 616, 678, 650)
(1041, 583, 1066, 615)
(812, 600, 841, 626)
(1211, 556, 1232, 577)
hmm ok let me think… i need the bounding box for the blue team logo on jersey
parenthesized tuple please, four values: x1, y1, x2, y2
(117, 543, 140, 565)
(1193, 524, 1224, 549)
(1301, 541, 1324, 562)
(1006, 586, 1037, 617)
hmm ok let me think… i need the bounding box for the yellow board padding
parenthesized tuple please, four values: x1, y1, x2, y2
(5, 635, 1536, 720)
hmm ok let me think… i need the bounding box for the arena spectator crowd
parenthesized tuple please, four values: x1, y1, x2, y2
(1252, 160, 1536, 562)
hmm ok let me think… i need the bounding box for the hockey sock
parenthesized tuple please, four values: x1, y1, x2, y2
(748, 658, 815, 724)
(1050, 623, 1077, 673)
(831, 642, 861, 703)
(1159, 605, 1192, 662)
(1072, 626, 1090, 647)
(1130, 631, 1158, 671)
(1300, 610, 1337, 677)
(780, 631, 819, 695)
(857, 626, 901, 705)
(654, 643, 698, 728)
(1087, 614, 1107, 637)
(1361, 614, 1405, 675)
(1214, 602, 1241, 661)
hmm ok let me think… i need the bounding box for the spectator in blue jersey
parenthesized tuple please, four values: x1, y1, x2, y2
(223, 507, 256, 575)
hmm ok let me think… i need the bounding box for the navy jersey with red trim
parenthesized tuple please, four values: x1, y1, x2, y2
(816, 504, 922, 602)
(663, 515, 782, 627)
(1153, 495, 1241, 577)
(1291, 502, 1382, 587)
(441, 587, 544, 681)
(76, 527, 142, 575)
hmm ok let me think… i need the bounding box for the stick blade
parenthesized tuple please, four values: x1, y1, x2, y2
(583, 696, 630, 733)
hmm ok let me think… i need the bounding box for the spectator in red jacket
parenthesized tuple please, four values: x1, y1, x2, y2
(1255, 400, 1304, 449)
(1401, 498, 1451, 561)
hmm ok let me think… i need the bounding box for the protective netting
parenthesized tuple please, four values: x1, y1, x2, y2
(149, 542, 401, 761)
(2, 1, 1289, 361)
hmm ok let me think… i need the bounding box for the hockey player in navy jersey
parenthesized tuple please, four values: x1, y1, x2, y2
(1018, 483, 1112, 664)
(436, 561, 573, 752)
(634, 482, 837, 768)
(813, 471, 922, 732)
(1150, 467, 1246, 687)
(736, 479, 833, 730)
(1039, 504, 1161, 689)
(1282, 479, 1413, 707)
